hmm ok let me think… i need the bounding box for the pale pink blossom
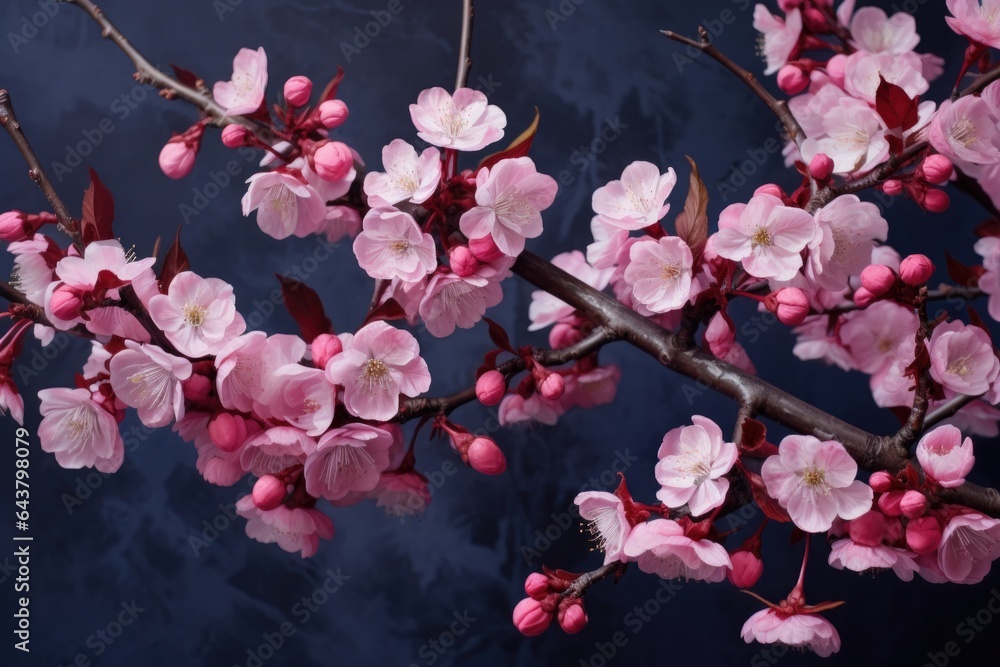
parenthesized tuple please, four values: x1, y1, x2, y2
(108, 341, 192, 428)
(258, 365, 336, 436)
(562, 364, 621, 410)
(8, 234, 60, 306)
(179, 412, 246, 487)
(0, 378, 23, 426)
(301, 155, 357, 205)
(408, 87, 506, 151)
(935, 512, 1000, 584)
(241, 169, 326, 240)
(807, 196, 888, 291)
(148, 271, 246, 358)
(363, 139, 441, 207)
(622, 236, 694, 314)
(38, 387, 124, 472)
(713, 194, 817, 281)
(928, 96, 1000, 166)
(575, 491, 632, 565)
(586, 215, 630, 269)
(915, 425, 975, 489)
(870, 340, 917, 408)
(928, 319, 1000, 396)
(946, 0, 1000, 49)
(239, 426, 313, 477)
(800, 98, 890, 175)
(215, 332, 306, 414)
(418, 264, 507, 337)
(792, 315, 856, 371)
(828, 538, 919, 581)
(318, 205, 363, 244)
(304, 423, 395, 501)
(655, 416, 738, 517)
(213, 47, 268, 116)
(843, 51, 928, 106)
(459, 157, 557, 257)
(761, 435, 873, 533)
(529, 251, 612, 330)
(498, 392, 562, 426)
(353, 207, 437, 282)
(839, 301, 918, 374)
(622, 519, 732, 582)
(591, 162, 677, 231)
(975, 236, 1000, 321)
(236, 495, 333, 558)
(849, 7, 920, 54)
(741, 608, 841, 657)
(370, 471, 432, 519)
(325, 321, 431, 421)
(753, 6, 802, 75)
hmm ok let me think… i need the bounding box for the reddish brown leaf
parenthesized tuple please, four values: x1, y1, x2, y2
(478, 107, 540, 172)
(674, 156, 709, 263)
(276, 274, 333, 343)
(975, 218, 1000, 238)
(945, 252, 984, 288)
(875, 75, 918, 131)
(317, 67, 346, 105)
(80, 169, 115, 244)
(158, 227, 190, 294)
(475, 349, 504, 378)
(483, 317, 516, 353)
(739, 418, 767, 451)
(362, 298, 406, 326)
(744, 468, 792, 523)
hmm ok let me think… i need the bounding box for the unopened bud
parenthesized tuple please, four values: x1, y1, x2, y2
(808, 153, 834, 181)
(283, 75, 313, 107)
(921, 154, 953, 185)
(877, 490, 905, 517)
(538, 371, 565, 400)
(727, 550, 764, 588)
(899, 490, 928, 518)
(252, 474, 287, 511)
(848, 510, 886, 547)
(468, 234, 504, 262)
(868, 470, 894, 493)
(318, 99, 349, 128)
(312, 140, 354, 182)
(49, 284, 83, 321)
(922, 188, 950, 213)
(766, 287, 810, 326)
(860, 264, 896, 296)
(310, 333, 343, 370)
(524, 573, 550, 599)
(468, 437, 506, 475)
(476, 370, 506, 406)
(753, 183, 785, 199)
(449, 245, 479, 277)
(208, 412, 249, 453)
(905, 515, 942, 555)
(777, 64, 809, 95)
(181, 373, 213, 402)
(852, 286, 877, 308)
(557, 600, 588, 634)
(159, 140, 198, 180)
(881, 179, 903, 196)
(221, 124, 249, 148)
(898, 254, 934, 286)
(512, 598, 552, 637)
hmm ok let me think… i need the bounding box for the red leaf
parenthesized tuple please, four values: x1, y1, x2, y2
(362, 298, 407, 326)
(945, 252, 984, 288)
(158, 227, 190, 294)
(171, 64, 201, 89)
(483, 317, 516, 353)
(975, 218, 1000, 238)
(478, 107, 540, 172)
(875, 75, 918, 131)
(317, 67, 346, 104)
(80, 169, 115, 244)
(674, 156, 709, 263)
(744, 469, 792, 523)
(475, 349, 504, 378)
(739, 418, 767, 451)
(276, 274, 333, 343)
(93, 269, 128, 293)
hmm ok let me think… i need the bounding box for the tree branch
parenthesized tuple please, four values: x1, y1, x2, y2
(454, 0, 475, 91)
(561, 561, 627, 599)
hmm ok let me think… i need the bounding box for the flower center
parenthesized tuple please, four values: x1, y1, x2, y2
(802, 467, 826, 488)
(389, 239, 411, 254)
(751, 227, 773, 248)
(876, 337, 895, 353)
(302, 399, 321, 415)
(183, 302, 208, 327)
(947, 354, 975, 377)
(362, 358, 390, 383)
(951, 118, 977, 148)
(493, 187, 533, 226)
(660, 262, 681, 280)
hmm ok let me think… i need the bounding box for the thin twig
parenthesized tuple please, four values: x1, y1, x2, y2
(561, 561, 627, 599)
(815, 285, 984, 316)
(454, 0, 475, 91)
(922, 393, 982, 433)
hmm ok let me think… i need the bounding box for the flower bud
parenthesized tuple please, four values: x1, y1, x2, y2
(860, 264, 896, 296)
(538, 372, 565, 400)
(448, 245, 479, 277)
(49, 284, 83, 321)
(181, 373, 213, 402)
(921, 154, 953, 185)
(881, 179, 903, 196)
(159, 140, 198, 180)
(310, 333, 343, 370)
(808, 153, 834, 181)
(727, 550, 764, 588)
(524, 573, 550, 599)
(312, 140, 354, 182)
(923, 188, 950, 213)
(877, 489, 905, 517)
(900, 490, 928, 518)
(283, 75, 313, 107)
(766, 288, 809, 326)
(802, 6, 828, 31)
(209, 412, 249, 453)
(318, 99, 349, 128)
(476, 370, 506, 406)
(221, 124, 249, 148)
(868, 470, 894, 493)
(883, 516, 905, 544)
(557, 600, 588, 634)
(549, 322, 585, 350)
(512, 598, 552, 637)
(852, 286, 877, 308)
(0, 210, 45, 242)
(252, 474, 287, 511)
(753, 183, 784, 199)
(777, 64, 809, 95)
(468, 437, 506, 475)
(905, 516, 942, 555)
(848, 510, 886, 547)
(898, 254, 934, 286)
(826, 55, 847, 88)
(468, 234, 504, 262)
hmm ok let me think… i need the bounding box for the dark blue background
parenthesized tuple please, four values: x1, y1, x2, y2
(2, 0, 1000, 665)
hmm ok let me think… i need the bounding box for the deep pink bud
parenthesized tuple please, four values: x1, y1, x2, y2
(208, 412, 249, 453)
(50, 284, 83, 321)
(860, 264, 896, 296)
(852, 286, 877, 308)
(312, 141, 354, 182)
(476, 370, 506, 406)
(468, 437, 506, 475)
(512, 598, 552, 637)
(468, 234, 504, 262)
(753, 183, 784, 199)
(283, 75, 313, 107)
(899, 254, 934, 286)
(310, 333, 343, 370)
(877, 490, 905, 517)
(159, 140, 198, 180)
(538, 372, 565, 400)
(181, 373, 213, 402)
(883, 516, 905, 544)
(0, 211, 45, 242)
(921, 154, 953, 185)
(808, 153, 834, 181)
(802, 6, 827, 31)
(882, 179, 904, 196)
(777, 65, 809, 95)
(923, 188, 950, 213)
(766, 288, 810, 325)
(557, 601, 588, 634)
(727, 550, 764, 588)
(906, 516, 942, 555)
(848, 510, 886, 547)
(899, 490, 928, 518)
(221, 124, 249, 148)
(318, 99, 349, 128)
(252, 474, 287, 511)
(448, 245, 479, 277)
(868, 470, 894, 493)
(524, 573, 550, 599)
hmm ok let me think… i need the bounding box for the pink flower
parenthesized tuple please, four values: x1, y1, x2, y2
(213, 47, 268, 116)
(498, 392, 562, 426)
(714, 194, 817, 281)
(560, 364, 621, 410)
(38, 387, 124, 472)
(753, 6, 802, 75)
(408, 87, 506, 151)
(586, 215, 630, 269)
(654, 416, 737, 517)
(215, 332, 306, 413)
(974, 236, 1000, 321)
(303, 423, 395, 501)
(915, 425, 975, 488)
(239, 426, 313, 477)
(800, 98, 890, 175)
(792, 315, 855, 371)
(363, 139, 441, 207)
(762, 435, 873, 533)
(591, 161, 677, 231)
(529, 251, 613, 330)
(325, 321, 431, 421)
(827, 538, 919, 581)
(459, 157, 557, 257)
(236, 496, 333, 558)
(741, 609, 841, 657)
(931, 96, 1000, 167)
(370, 471, 432, 519)
(843, 51, 928, 106)
(258, 365, 336, 436)
(622, 519, 732, 582)
(109, 341, 192, 428)
(241, 169, 327, 240)
(418, 265, 507, 338)
(574, 491, 632, 565)
(8, 234, 60, 306)
(946, 0, 1000, 49)
(840, 301, 918, 374)
(936, 512, 1000, 584)
(807, 195, 888, 291)
(622, 237, 694, 314)
(928, 320, 1000, 396)
(148, 271, 246, 357)
(353, 207, 437, 282)
(849, 7, 920, 54)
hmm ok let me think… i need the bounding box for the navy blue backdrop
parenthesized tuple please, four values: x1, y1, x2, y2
(1, 0, 999, 665)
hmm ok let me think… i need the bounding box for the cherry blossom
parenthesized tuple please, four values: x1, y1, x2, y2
(215, 332, 306, 413)
(408, 87, 506, 151)
(108, 341, 192, 428)
(622, 519, 731, 582)
(849, 7, 920, 54)
(304, 423, 395, 501)
(839, 301, 918, 374)
(622, 236, 694, 314)
(363, 139, 441, 207)
(929, 96, 1000, 166)
(843, 51, 928, 106)
(800, 97, 890, 175)
(946, 0, 1000, 49)
(915, 425, 975, 489)
(241, 168, 327, 240)
(741, 608, 841, 658)
(38, 387, 124, 472)
(370, 471, 432, 519)
(574, 491, 632, 565)
(236, 496, 333, 558)
(974, 235, 1000, 321)
(927, 319, 1000, 397)
(353, 207, 437, 282)
(213, 47, 267, 116)
(418, 266, 507, 337)
(654, 416, 737, 517)
(753, 6, 802, 75)
(713, 193, 817, 281)
(806, 195, 888, 291)
(934, 512, 1000, 584)
(529, 251, 612, 330)
(591, 161, 676, 231)
(586, 215, 630, 269)
(148, 271, 246, 358)
(258, 365, 336, 436)
(239, 426, 313, 477)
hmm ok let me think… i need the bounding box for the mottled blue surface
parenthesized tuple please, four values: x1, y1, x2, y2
(1, 0, 1000, 665)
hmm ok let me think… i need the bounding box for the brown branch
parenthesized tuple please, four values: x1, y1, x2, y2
(889, 287, 931, 449)
(922, 393, 982, 432)
(454, 0, 475, 91)
(805, 141, 928, 213)
(959, 63, 1000, 98)
(661, 28, 805, 144)
(561, 561, 627, 599)
(816, 285, 984, 316)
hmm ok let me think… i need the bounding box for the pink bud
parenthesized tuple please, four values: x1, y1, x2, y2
(906, 516, 942, 555)
(899, 254, 934, 286)
(868, 470, 894, 493)
(448, 245, 479, 277)
(778, 0, 804, 10)
(50, 284, 83, 321)
(538, 372, 565, 400)
(807, 153, 834, 181)
(252, 474, 287, 511)
(899, 490, 928, 518)
(847, 510, 886, 547)
(468, 234, 504, 262)
(883, 516, 905, 544)
(826, 55, 847, 88)
(221, 124, 249, 148)
(468, 437, 506, 475)
(208, 412, 249, 453)
(727, 550, 764, 588)
(753, 183, 784, 199)
(860, 264, 896, 296)
(318, 99, 349, 128)
(549, 323, 584, 350)
(777, 65, 809, 95)
(512, 598, 552, 637)
(877, 490, 905, 517)
(283, 75, 313, 107)
(158, 140, 197, 180)
(852, 286, 877, 308)
(181, 374, 212, 402)
(921, 154, 953, 185)
(557, 601, 588, 634)
(766, 288, 809, 326)
(0, 211, 38, 242)
(524, 573, 550, 599)
(312, 141, 354, 182)
(923, 188, 950, 213)
(310, 333, 343, 370)
(802, 6, 827, 31)
(476, 370, 506, 406)
(882, 179, 903, 196)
